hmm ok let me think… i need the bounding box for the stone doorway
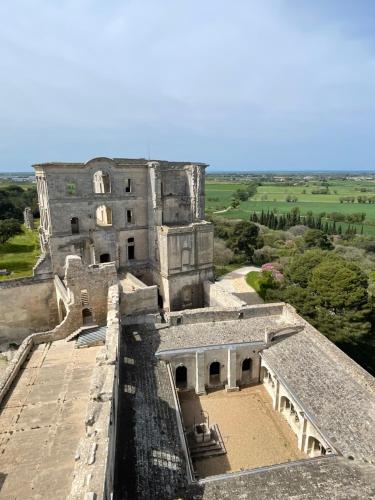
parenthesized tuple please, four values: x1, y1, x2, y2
(82, 308, 93, 325)
(209, 361, 221, 386)
(241, 358, 252, 385)
(176, 365, 187, 390)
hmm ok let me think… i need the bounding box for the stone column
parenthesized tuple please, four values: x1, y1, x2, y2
(298, 413, 308, 452)
(225, 347, 239, 392)
(195, 350, 206, 395)
(273, 378, 280, 411)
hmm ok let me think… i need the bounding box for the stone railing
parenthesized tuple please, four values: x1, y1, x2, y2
(67, 283, 120, 500)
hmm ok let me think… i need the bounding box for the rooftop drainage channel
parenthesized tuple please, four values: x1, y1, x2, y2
(198, 454, 338, 484)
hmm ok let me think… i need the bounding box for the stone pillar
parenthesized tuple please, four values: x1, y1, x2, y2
(23, 207, 34, 230)
(298, 413, 308, 452)
(195, 351, 206, 395)
(273, 378, 280, 411)
(225, 347, 239, 392)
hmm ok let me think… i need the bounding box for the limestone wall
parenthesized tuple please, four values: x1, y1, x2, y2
(203, 280, 246, 308)
(0, 276, 58, 345)
(120, 272, 158, 316)
(168, 302, 285, 325)
(68, 283, 120, 500)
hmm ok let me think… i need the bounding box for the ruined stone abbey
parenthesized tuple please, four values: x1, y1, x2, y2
(0, 157, 374, 499)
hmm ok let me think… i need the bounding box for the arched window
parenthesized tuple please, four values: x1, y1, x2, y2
(209, 361, 221, 386)
(242, 358, 252, 372)
(307, 436, 326, 457)
(241, 358, 252, 385)
(96, 205, 112, 226)
(71, 217, 79, 234)
(82, 308, 93, 325)
(175, 365, 187, 390)
(93, 170, 111, 193)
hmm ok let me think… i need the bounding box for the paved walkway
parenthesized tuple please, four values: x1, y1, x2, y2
(0, 340, 99, 499)
(217, 265, 263, 305)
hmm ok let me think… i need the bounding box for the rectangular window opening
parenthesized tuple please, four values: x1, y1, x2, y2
(125, 179, 132, 193)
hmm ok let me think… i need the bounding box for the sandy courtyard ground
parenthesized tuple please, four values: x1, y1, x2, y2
(179, 384, 306, 478)
(0, 340, 99, 499)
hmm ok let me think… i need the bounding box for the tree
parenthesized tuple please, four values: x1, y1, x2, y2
(308, 259, 371, 342)
(213, 238, 235, 266)
(0, 219, 22, 244)
(304, 229, 333, 250)
(227, 221, 260, 261)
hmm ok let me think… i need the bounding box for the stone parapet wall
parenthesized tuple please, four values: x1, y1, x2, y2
(68, 283, 120, 500)
(168, 302, 285, 326)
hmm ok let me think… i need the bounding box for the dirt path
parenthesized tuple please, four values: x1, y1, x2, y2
(217, 265, 263, 305)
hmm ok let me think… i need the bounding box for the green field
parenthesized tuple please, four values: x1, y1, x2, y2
(206, 179, 375, 235)
(0, 225, 40, 280)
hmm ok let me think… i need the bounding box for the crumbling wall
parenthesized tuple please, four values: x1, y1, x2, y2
(0, 276, 58, 345)
(120, 272, 158, 316)
(67, 283, 120, 500)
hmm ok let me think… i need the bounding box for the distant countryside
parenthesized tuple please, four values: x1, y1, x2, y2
(206, 173, 375, 236)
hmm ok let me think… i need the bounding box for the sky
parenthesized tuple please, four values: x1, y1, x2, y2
(1, 0, 375, 172)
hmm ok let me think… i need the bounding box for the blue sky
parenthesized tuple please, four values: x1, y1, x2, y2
(1, 0, 375, 172)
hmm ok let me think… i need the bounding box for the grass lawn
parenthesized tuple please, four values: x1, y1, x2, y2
(0, 225, 40, 280)
(245, 271, 262, 296)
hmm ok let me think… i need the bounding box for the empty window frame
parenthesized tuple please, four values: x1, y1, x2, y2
(93, 171, 111, 194)
(127, 237, 135, 260)
(126, 209, 134, 224)
(71, 217, 79, 234)
(96, 205, 112, 226)
(125, 179, 132, 193)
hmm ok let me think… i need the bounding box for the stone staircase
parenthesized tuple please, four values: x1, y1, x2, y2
(187, 424, 226, 459)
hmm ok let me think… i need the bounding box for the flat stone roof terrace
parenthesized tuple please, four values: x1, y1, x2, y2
(0, 340, 99, 499)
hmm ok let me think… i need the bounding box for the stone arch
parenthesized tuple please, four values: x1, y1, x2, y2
(175, 365, 187, 390)
(82, 308, 93, 326)
(93, 170, 111, 194)
(96, 205, 112, 226)
(307, 436, 326, 457)
(260, 365, 269, 383)
(241, 357, 252, 385)
(280, 395, 291, 412)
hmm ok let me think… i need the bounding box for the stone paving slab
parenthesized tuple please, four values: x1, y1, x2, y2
(0, 340, 99, 499)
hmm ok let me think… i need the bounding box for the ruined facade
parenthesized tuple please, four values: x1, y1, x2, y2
(0, 157, 374, 499)
(34, 157, 214, 311)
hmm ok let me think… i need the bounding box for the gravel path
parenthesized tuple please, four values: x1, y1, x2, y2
(217, 265, 263, 305)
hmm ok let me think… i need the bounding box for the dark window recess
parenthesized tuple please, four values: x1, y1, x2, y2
(100, 253, 111, 263)
(128, 245, 135, 260)
(242, 358, 252, 372)
(127, 210, 133, 223)
(127, 238, 135, 260)
(71, 217, 79, 234)
(125, 179, 132, 193)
